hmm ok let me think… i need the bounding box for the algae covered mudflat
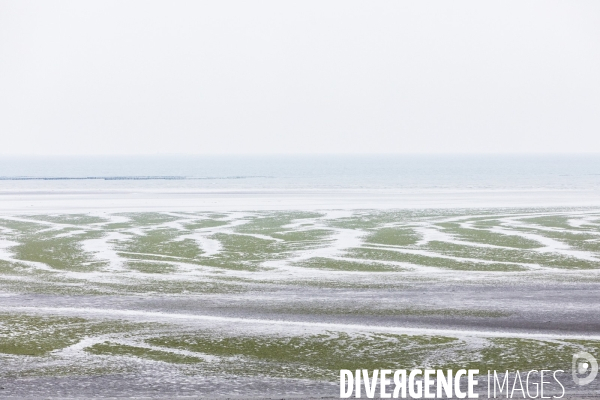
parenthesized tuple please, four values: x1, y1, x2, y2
(1, 208, 600, 397)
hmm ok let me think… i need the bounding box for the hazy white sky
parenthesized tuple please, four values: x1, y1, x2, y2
(1, 0, 599, 155)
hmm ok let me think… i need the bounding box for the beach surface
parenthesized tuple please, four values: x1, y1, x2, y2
(1, 187, 600, 398)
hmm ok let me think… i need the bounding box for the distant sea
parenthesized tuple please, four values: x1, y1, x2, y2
(0, 154, 599, 191)
(0, 155, 599, 212)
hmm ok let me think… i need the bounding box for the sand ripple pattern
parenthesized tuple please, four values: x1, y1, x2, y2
(1, 208, 600, 397)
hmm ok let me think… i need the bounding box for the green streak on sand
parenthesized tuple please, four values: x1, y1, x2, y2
(437, 221, 542, 249)
(364, 227, 420, 246)
(118, 228, 203, 260)
(457, 338, 600, 372)
(86, 342, 203, 364)
(147, 332, 457, 380)
(142, 333, 600, 381)
(294, 257, 402, 272)
(347, 248, 527, 271)
(234, 212, 323, 234)
(427, 241, 600, 270)
(182, 219, 228, 230)
(0, 313, 150, 356)
(126, 260, 179, 274)
(13, 231, 107, 272)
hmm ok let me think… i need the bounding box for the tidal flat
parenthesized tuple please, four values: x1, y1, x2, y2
(1, 208, 600, 398)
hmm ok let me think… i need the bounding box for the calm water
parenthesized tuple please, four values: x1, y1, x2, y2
(0, 155, 599, 191)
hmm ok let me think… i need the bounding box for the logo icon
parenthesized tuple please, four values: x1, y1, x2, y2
(572, 352, 598, 386)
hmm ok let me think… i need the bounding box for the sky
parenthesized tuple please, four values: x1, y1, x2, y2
(0, 0, 599, 155)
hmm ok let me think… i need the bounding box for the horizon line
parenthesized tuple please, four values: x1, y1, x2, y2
(1, 152, 600, 157)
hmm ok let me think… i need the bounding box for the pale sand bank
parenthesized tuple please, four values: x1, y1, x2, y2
(1, 188, 600, 214)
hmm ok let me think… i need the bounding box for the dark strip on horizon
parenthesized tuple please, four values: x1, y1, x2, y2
(0, 176, 269, 181)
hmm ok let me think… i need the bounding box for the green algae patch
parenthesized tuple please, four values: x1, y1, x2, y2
(458, 338, 600, 372)
(437, 222, 542, 249)
(347, 248, 527, 271)
(365, 227, 420, 246)
(126, 260, 179, 274)
(118, 228, 203, 260)
(272, 229, 332, 243)
(426, 241, 600, 270)
(183, 219, 229, 230)
(234, 212, 323, 234)
(147, 332, 458, 381)
(294, 257, 402, 272)
(86, 342, 203, 364)
(12, 231, 107, 272)
(0, 313, 149, 356)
